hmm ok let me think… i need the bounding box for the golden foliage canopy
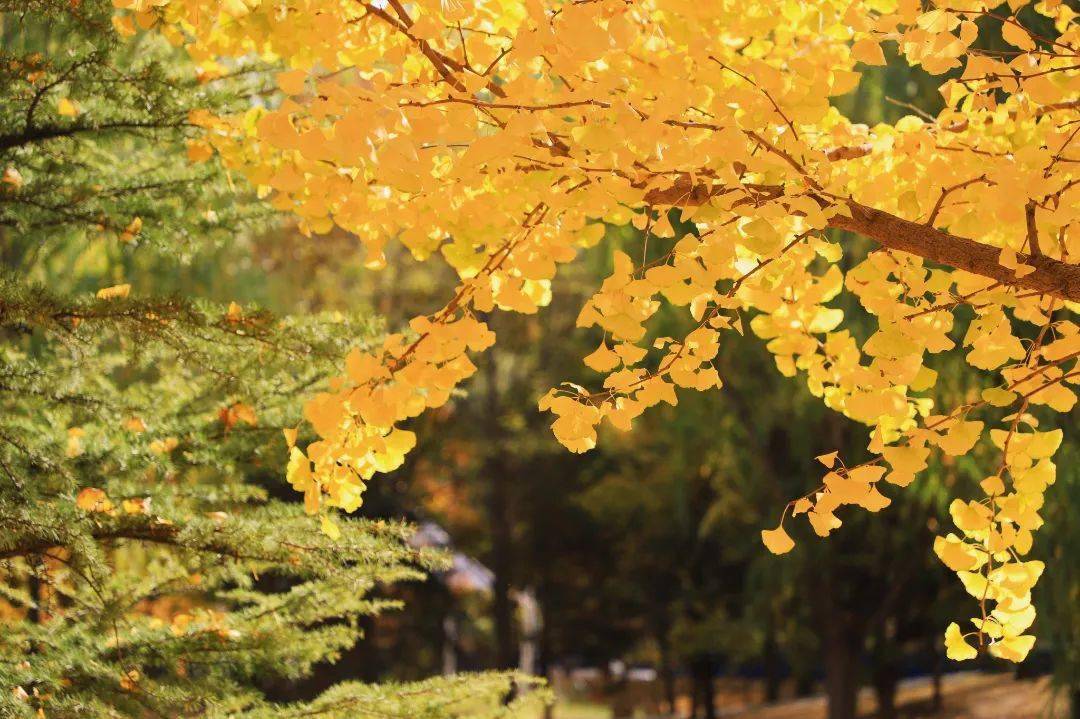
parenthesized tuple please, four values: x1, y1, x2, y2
(115, 0, 1079, 663)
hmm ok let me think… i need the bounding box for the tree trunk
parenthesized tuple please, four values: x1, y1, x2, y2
(658, 635, 677, 715)
(489, 493, 514, 670)
(1071, 688, 1080, 719)
(27, 570, 44, 624)
(930, 647, 944, 712)
(872, 672, 897, 719)
(482, 347, 516, 710)
(694, 658, 717, 719)
(484, 350, 516, 672)
(702, 671, 716, 719)
(870, 622, 899, 719)
(441, 615, 458, 676)
(823, 619, 862, 719)
(763, 620, 782, 703)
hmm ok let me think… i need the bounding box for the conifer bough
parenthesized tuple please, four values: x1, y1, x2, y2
(117, 0, 1080, 664)
(0, 6, 539, 716)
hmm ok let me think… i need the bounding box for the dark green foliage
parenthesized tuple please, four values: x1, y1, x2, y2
(1040, 433, 1080, 710)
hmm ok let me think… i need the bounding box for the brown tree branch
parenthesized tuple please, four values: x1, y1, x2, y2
(0, 120, 190, 151)
(0, 520, 272, 562)
(1025, 200, 1043, 257)
(642, 180, 1080, 302)
(829, 203, 1079, 301)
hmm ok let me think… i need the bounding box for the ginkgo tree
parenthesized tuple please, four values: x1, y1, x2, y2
(116, 0, 1080, 664)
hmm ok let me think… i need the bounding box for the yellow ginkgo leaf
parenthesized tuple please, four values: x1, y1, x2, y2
(937, 420, 983, 456)
(808, 510, 842, 537)
(320, 514, 342, 540)
(815, 451, 838, 468)
(122, 497, 150, 515)
(57, 97, 81, 117)
(989, 634, 1036, 662)
(233, 402, 257, 426)
(96, 283, 131, 300)
(149, 436, 179, 455)
(76, 487, 113, 513)
(979, 475, 1005, 496)
(583, 340, 621, 372)
(66, 427, 85, 458)
(981, 387, 1017, 407)
(944, 622, 978, 661)
(761, 525, 795, 555)
(276, 69, 308, 95)
(992, 603, 1036, 636)
(1000, 20, 1035, 51)
(949, 499, 993, 533)
(187, 140, 214, 163)
(123, 416, 147, 433)
(112, 14, 137, 37)
(934, 534, 983, 571)
(2, 167, 22, 189)
(119, 216, 142, 243)
(120, 669, 140, 691)
(852, 38, 886, 65)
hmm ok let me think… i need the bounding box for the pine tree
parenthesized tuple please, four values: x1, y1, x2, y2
(0, 3, 541, 716)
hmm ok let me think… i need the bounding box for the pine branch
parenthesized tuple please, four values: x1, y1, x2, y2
(0, 119, 192, 151)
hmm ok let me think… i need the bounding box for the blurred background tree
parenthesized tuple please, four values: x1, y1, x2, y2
(308, 208, 1077, 719)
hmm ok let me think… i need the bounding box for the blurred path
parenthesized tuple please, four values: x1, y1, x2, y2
(728, 672, 1063, 719)
(551, 672, 1067, 719)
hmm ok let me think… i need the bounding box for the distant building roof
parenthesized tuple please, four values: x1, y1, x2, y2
(409, 521, 494, 594)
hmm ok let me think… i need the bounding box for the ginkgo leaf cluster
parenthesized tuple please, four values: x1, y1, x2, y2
(117, 0, 1080, 662)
